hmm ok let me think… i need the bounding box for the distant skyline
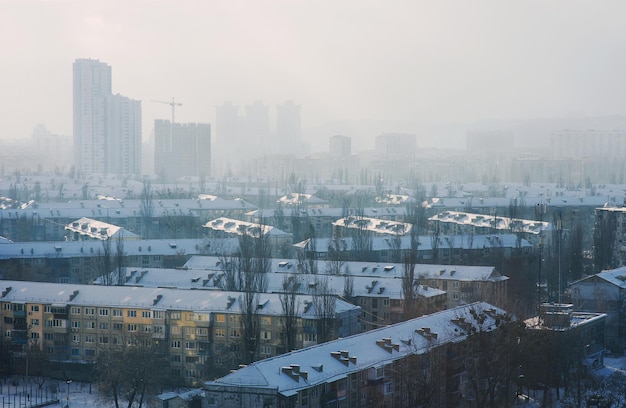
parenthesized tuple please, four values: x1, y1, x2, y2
(2, 1, 626, 153)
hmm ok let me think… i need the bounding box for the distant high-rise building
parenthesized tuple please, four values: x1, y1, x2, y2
(73, 58, 141, 175)
(329, 135, 351, 158)
(154, 120, 211, 182)
(107, 94, 142, 175)
(215, 101, 242, 155)
(550, 129, 626, 160)
(375, 133, 416, 157)
(276, 100, 301, 156)
(466, 130, 513, 152)
(245, 100, 270, 154)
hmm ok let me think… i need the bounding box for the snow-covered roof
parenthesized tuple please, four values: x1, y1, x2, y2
(0, 280, 358, 317)
(205, 302, 509, 396)
(429, 211, 552, 235)
(0, 197, 257, 221)
(572, 266, 626, 288)
(246, 207, 408, 219)
(64, 217, 140, 240)
(93, 266, 447, 300)
(332, 216, 412, 236)
(203, 217, 290, 237)
(181, 256, 503, 282)
(276, 193, 328, 206)
(0, 238, 239, 260)
(298, 234, 532, 253)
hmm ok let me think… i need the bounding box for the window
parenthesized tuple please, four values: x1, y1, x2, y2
(171, 341, 181, 349)
(171, 326, 180, 334)
(260, 345, 272, 355)
(113, 323, 123, 330)
(99, 322, 108, 330)
(99, 336, 109, 344)
(71, 348, 80, 356)
(30, 332, 39, 340)
(170, 312, 181, 320)
(85, 307, 95, 315)
(262, 331, 271, 340)
(127, 310, 137, 318)
(141, 311, 151, 318)
(72, 335, 80, 343)
(384, 381, 393, 395)
(153, 325, 164, 334)
(230, 329, 240, 338)
(71, 321, 80, 328)
(127, 324, 137, 332)
(86, 321, 95, 329)
(383, 299, 390, 306)
(185, 341, 195, 350)
(99, 309, 109, 316)
(85, 335, 95, 343)
(261, 317, 271, 325)
(3, 304, 11, 311)
(215, 329, 225, 337)
(143, 325, 152, 333)
(31, 318, 39, 326)
(85, 349, 96, 357)
(229, 315, 240, 323)
(30, 305, 40, 312)
(184, 326, 195, 336)
(113, 309, 123, 317)
(171, 355, 181, 362)
(197, 327, 208, 336)
(153, 255, 161, 261)
(153, 310, 164, 319)
(215, 314, 225, 323)
(453, 293, 460, 300)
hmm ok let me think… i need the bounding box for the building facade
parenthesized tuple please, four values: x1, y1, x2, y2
(154, 120, 211, 182)
(73, 59, 141, 175)
(0, 281, 360, 386)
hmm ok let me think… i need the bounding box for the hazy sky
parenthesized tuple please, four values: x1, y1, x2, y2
(2, 1, 626, 148)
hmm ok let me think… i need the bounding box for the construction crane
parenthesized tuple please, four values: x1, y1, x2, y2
(151, 97, 182, 123)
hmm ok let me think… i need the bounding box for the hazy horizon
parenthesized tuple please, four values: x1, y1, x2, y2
(3, 1, 626, 152)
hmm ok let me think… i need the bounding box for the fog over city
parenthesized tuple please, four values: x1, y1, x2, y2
(3, 0, 626, 155)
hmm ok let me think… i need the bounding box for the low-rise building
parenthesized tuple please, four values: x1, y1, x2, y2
(0, 281, 361, 386)
(204, 302, 511, 408)
(570, 267, 626, 350)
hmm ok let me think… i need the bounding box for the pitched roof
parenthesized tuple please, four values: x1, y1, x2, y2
(206, 302, 509, 396)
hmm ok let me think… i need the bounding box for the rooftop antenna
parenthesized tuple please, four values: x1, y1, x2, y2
(151, 97, 182, 124)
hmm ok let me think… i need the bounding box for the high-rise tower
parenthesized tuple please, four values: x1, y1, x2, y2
(73, 59, 141, 175)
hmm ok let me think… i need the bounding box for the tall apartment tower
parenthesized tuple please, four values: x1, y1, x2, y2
(245, 100, 270, 154)
(154, 120, 211, 182)
(329, 135, 351, 158)
(215, 101, 242, 156)
(73, 58, 141, 175)
(276, 100, 301, 156)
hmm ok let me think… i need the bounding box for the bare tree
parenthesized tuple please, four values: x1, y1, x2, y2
(140, 181, 154, 239)
(326, 237, 347, 275)
(312, 276, 336, 344)
(96, 331, 169, 408)
(115, 233, 125, 285)
(280, 274, 300, 353)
